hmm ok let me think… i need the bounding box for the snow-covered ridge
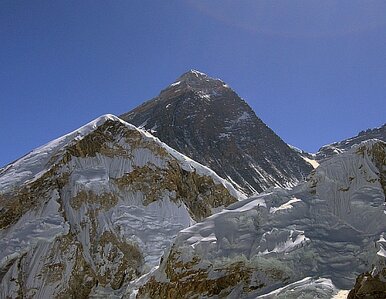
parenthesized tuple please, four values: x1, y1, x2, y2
(0, 114, 124, 192)
(0, 114, 244, 200)
(0, 113, 243, 298)
(135, 139, 386, 298)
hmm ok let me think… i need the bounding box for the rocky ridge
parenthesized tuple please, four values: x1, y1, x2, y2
(121, 70, 313, 195)
(316, 123, 386, 162)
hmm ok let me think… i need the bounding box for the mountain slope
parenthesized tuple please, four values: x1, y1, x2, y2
(135, 140, 386, 298)
(121, 70, 313, 195)
(0, 114, 242, 298)
(316, 123, 386, 162)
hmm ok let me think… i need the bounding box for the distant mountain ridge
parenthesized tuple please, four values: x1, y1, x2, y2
(121, 70, 313, 195)
(315, 123, 386, 162)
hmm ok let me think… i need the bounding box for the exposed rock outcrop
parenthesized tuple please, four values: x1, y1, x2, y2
(348, 268, 386, 299)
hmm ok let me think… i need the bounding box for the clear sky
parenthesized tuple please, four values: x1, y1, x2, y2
(1, 1, 386, 167)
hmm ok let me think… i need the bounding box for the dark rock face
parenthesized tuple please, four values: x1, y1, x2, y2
(348, 269, 386, 299)
(316, 123, 386, 162)
(121, 70, 313, 194)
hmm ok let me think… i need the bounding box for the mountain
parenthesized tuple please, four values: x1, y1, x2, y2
(121, 70, 313, 195)
(316, 123, 386, 162)
(134, 139, 386, 298)
(2, 71, 384, 298)
(0, 115, 242, 298)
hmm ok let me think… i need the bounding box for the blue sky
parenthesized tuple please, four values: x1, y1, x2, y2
(1, 1, 385, 167)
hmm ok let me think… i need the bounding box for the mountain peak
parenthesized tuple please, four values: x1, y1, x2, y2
(121, 71, 313, 195)
(178, 69, 209, 80)
(166, 69, 228, 94)
(173, 69, 223, 86)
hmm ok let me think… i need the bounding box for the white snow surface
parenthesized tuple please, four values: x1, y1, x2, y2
(144, 140, 386, 297)
(302, 156, 320, 168)
(0, 195, 69, 268)
(256, 277, 340, 299)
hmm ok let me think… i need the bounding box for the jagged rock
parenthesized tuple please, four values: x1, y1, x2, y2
(121, 70, 313, 195)
(348, 268, 386, 299)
